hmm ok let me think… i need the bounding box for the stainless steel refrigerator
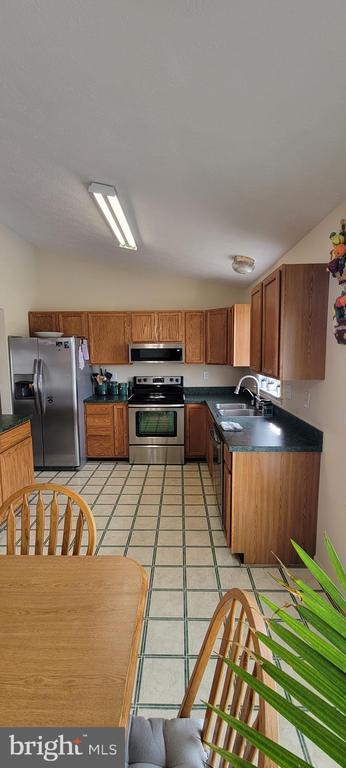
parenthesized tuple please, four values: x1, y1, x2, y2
(9, 336, 92, 468)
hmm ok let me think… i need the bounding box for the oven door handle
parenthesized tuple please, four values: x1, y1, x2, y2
(128, 404, 185, 409)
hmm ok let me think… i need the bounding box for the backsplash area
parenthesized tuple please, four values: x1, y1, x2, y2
(91, 364, 248, 387)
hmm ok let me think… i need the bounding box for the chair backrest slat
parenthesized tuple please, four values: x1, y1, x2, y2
(178, 588, 278, 768)
(0, 483, 96, 557)
(20, 494, 30, 555)
(61, 498, 73, 555)
(35, 491, 45, 554)
(48, 492, 58, 555)
(73, 511, 84, 555)
(7, 504, 15, 555)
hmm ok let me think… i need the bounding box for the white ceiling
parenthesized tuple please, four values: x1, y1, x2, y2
(0, 0, 345, 282)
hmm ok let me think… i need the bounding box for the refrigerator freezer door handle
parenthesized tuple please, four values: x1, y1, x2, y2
(33, 358, 41, 414)
(38, 359, 46, 414)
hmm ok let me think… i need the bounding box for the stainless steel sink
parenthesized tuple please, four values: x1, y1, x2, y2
(215, 402, 249, 410)
(218, 408, 262, 417)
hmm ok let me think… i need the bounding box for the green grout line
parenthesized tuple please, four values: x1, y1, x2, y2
(133, 464, 167, 708)
(181, 464, 189, 692)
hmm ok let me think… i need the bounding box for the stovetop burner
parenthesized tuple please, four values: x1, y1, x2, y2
(129, 375, 185, 406)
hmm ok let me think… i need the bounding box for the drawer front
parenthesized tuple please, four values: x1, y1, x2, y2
(86, 435, 115, 457)
(86, 416, 113, 435)
(85, 405, 114, 435)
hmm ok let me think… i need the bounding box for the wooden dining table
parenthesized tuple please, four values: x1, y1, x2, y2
(0, 555, 147, 727)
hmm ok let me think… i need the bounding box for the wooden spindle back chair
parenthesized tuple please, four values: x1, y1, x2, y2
(0, 483, 96, 555)
(179, 588, 278, 768)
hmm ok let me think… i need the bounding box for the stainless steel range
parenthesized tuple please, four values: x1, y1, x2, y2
(128, 376, 185, 464)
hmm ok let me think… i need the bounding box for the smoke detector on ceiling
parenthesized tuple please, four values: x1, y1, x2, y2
(231, 255, 256, 274)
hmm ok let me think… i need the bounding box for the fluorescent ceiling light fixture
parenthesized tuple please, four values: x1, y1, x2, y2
(89, 182, 137, 250)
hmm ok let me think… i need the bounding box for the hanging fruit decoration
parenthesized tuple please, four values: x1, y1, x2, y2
(327, 219, 346, 344)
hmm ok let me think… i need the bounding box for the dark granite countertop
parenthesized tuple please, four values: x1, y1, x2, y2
(0, 414, 31, 434)
(84, 394, 129, 404)
(185, 387, 323, 453)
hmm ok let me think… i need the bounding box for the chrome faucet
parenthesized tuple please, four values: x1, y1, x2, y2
(234, 375, 261, 407)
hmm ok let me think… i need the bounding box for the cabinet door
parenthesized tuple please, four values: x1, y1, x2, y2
(280, 264, 329, 380)
(85, 404, 115, 457)
(262, 269, 281, 378)
(88, 313, 129, 364)
(223, 463, 232, 547)
(185, 404, 207, 458)
(113, 404, 128, 457)
(229, 305, 250, 366)
(0, 437, 34, 502)
(157, 311, 184, 342)
(205, 309, 228, 364)
(250, 285, 263, 372)
(206, 410, 214, 481)
(28, 312, 59, 336)
(130, 312, 158, 342)
(58, 312, 88, 338)
(185, 311, 205, 364)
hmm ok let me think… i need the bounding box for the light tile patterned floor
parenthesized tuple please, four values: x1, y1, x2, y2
(2, 460, 333, 767)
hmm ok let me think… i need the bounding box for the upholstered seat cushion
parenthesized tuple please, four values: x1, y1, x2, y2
(126, 716, 208, 768)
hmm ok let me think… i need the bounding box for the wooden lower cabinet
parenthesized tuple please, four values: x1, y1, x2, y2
(185, 404, 207, 458)
(223, 446, 232, 546)
(206, 410, 214, 481)
(85, 403, 128, 458)
(0, 421, 34, 506)
(228, 451, 320, 564)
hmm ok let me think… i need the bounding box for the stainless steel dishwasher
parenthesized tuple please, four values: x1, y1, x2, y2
(209, 422, 224, 526)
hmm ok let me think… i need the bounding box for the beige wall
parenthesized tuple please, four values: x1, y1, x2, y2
(34, 248, 247, 310)
(0, 224, 37, 412)
(33, 248, 248, 385)
(249, 201, 346, 570)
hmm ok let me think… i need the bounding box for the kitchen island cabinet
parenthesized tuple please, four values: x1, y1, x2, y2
(0, 419, 34, 506)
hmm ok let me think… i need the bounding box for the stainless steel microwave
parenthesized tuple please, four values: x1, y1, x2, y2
(129, 343, 184, 364)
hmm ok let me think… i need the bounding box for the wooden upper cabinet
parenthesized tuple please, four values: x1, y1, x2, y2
(261, 269, 281, 378)
(58, 312, 88, 338)
(28, 312, 59, 336)
(88, 312, 129, 364)
(131, 312, 157, 342)
(185, 311, 205, 364)
(205, 308, 228, 364)
(185, 403, 207, 458)
(228, 304, 250, 366)
(250, 284, 263, 372)
(280, 263, 329, 380)
(157, 311, 184, 342)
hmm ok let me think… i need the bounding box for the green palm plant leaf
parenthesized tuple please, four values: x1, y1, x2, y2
(296, 604, 346, 652)
(324, 533, 346, 592)
(266, 620, 346, 696)
(287, 579, 346, 638)
(254, 655, 346, 737)
(257, 630, 346, 712)
(205, 703, 314, 768)
(222, 659, 346, 765)
(290, 540, 346, 612)
(260, 595, 346, 671)
(207, 538, 346, 768)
